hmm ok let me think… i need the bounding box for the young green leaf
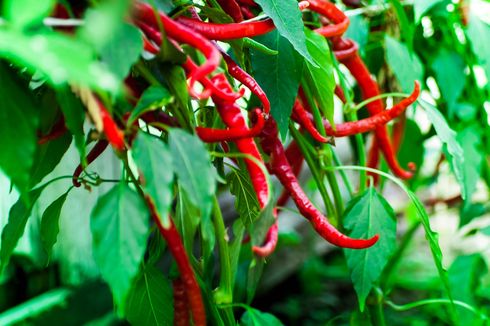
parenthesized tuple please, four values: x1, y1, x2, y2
(251, 30, 304, 137)
(100, 23, 143, 81)
(240, 307, 284, 326)
(302, 29, 335, 126)
(132, 132, 174, 227)
(457, 126, 483, 206)
(0, 186, 46, 271)
(128, 86, 173, 125)
(40, 189, 71, 258)
(254, 0, 315, 65)
(3, 0, 55, 29)
(90, 183, 149, 314)
(125, 265, 174, 326)
(422, 101, 466, 200)
(385, 35, 424, 93)
(344, 187, 397, 312)
(0, 63, 39, 194)
(467, 12, 490, 92)
(168, 129, 216, 222)
(227, 168, 260, 227)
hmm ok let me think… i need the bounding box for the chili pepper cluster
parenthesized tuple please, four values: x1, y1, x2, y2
(43, 1, 421, 324)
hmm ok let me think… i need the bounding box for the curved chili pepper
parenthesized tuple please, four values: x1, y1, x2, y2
(146, 199, 206, 326)
(133, 2, 221, 99)
(291, 100, 330, 143)
(251, 209, 278, 257)
(221, 51, 271, 114)
(216, 0, 244, 22)
(136, 21, 243, 102)
(211, 74, 270, 208)
(307, 0, 350, 38)
(174, 16, 275, 40)
(332, 37, 414, 179)
(240, 5, 256, 20)
(72, 140, 109, 187)
(38, 117, 67, 145)
(196, 108, 265, 142)
(98, 100, 126, 151)
(334, 85, 347, 103)
(260, 119, 379, 249)
(173, 278, 191, 326)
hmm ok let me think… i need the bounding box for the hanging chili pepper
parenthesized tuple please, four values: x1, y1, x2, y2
(196, 108, 265, 142)
(136, 21, 243, 102)
(291, 99, 330, 143)
(72, 140, 109, 187)
(133, 3, 221, 99)
(260, 119, 379, 249)
(38, 117, 67, 145)
(173, 278, 191, 326)
(98, 101, 126, 151)
(332, 37, 415, 179)
(252, 209, 278, 257)
(211, 74, 270, 208)
(146, 198, 206, 326)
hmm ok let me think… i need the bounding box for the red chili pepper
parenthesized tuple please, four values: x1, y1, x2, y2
(38, 117, 67, 145)
(307, 0, 350, 38)
(334, 85, 347, 103)
(72, 140, 109, 187)
(97, 100, 126, 151)
(196, 108, 265, 142)
(211, 74, 270, 208)
(133, 2, 221, 99)
(174, 17, 275, 40)
(236, 0, 258, 6)
(221, 51, 271, 114)
(136, 21, 243, 102)
(173, 278, 191, 326)
(252, 209, 278, 257)
(260, 119, 379, 249)
(216, 0, 244, 22)
(332, 38, 415, 179)
(146, 198, 206, 326)
(291, 99, 330, 143)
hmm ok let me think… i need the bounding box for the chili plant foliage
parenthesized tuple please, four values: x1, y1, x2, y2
(0, 0, 489, 324)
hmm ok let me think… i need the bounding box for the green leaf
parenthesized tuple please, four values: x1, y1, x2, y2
(125, 265, 173, 326)
(0, 186, 46, 271)
(344, 188, 397, 312)
(302, 29, 335, 125)
(3, 0, 55, 29)
(40, 190, 71, 258)
(240, 307, 284, 326)
(128, 86, 173, 125)
(168, 129, 216, 222)
(413, 0, 444, 21)
(448, 254, 487, 324)
(101, 23, 143, 81)
(457, 126, 483, 205)
(251, 30, 304, 137)
(422, 101, 466, 200)
(132, 132, 174, 228)
(0, 63, 39, 194)
(431, 50, 466, 118)
(467, 13, 490, 91)
(345, 15, 369, 51)
(227, 168, 260, 227)
(30, 133, 72, 187)
(385, 35, 424, 93)
(254, 0, 315, 65)
(78, 0, 132, 51)
(91, 183, 149, 314)
(0, 29, 119, 92)
(56, 87, 86, 161)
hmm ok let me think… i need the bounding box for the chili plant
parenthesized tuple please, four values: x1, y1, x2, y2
(0, 0, 489, 325)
